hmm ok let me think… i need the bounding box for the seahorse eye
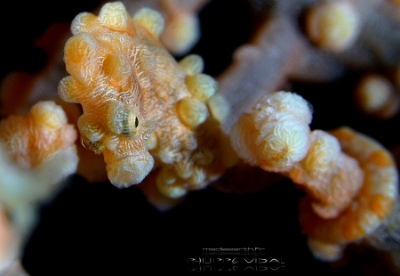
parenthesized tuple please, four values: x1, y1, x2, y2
(120, 109, 140, 137)
(135, 116, 139, 128)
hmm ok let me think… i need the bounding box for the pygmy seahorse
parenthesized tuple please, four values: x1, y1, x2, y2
(59, 2, 234, 195)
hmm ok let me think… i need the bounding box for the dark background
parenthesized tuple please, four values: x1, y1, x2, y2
(1, 0, 399, 274)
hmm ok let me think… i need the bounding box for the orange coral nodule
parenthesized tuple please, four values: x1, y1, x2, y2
(179, 54, 204, 76)
(176, 97, 208, 128)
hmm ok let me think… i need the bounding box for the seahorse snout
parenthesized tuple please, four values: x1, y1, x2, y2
(106, 152, 154, 187)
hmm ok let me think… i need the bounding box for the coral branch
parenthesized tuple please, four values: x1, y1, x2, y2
(289, 130, 364, 219)
(299, 127, 398, 261)
(230, 91, 365, 220)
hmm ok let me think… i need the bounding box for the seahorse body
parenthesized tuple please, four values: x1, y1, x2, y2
(59, 2, 228, 192)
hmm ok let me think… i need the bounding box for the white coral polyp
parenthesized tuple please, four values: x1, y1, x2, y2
(255, 91, 312, 125)
(251, 91, 312, 172)
(257, 115, 310, 172)
(231, 91, 313, 172)
(302, 130, 341, 178)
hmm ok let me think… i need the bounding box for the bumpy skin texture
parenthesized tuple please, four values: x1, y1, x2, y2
(59, 2, 226, 192)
